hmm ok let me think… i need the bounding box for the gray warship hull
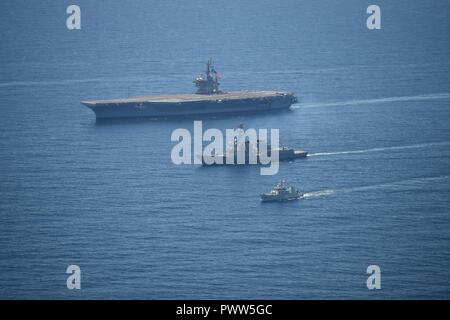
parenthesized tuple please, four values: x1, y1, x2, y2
(200, 149, 308, 166)
(82, 91, 296, 119)
(260, 192, 303, 202)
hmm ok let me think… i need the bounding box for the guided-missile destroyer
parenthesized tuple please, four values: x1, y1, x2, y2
(81, 59, 298, 119)
(199, 124, 308, 165)
(200, 137, 308, 165)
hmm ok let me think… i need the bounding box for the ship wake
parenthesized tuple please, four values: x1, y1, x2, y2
(308, 141, 450, 157)
(292, 93, 450, 109)
(302, 175, 450, 199)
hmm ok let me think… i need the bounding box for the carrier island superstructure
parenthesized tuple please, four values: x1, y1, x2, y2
(81, 60, 298, 119)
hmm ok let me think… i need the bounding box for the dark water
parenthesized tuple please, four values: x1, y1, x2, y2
(1, 0, 449, 299)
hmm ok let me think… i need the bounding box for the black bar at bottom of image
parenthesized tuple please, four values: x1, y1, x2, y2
(0, 300, 447, 318)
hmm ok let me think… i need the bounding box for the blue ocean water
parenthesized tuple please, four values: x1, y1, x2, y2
(0, 0, 449, 299)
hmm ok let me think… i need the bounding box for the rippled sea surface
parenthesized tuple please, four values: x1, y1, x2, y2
(1, 0, 449, 299)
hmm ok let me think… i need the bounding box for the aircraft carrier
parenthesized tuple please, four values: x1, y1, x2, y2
(81, 60, 298, 119)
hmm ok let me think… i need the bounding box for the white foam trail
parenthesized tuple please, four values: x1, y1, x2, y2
(292, 93, 450, 109)
(302, 189, 335, 198)
(308, 141, 450, 157)
(0, 77, 147, 88)
(0, 78, 108, 88)
(302, 175, 450, 199)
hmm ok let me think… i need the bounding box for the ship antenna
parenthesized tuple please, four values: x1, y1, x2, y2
(207, 58, 212, 77)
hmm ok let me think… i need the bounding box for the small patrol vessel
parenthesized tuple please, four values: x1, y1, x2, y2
(81, 59, 298, 119)
(260, 180, 303, 202)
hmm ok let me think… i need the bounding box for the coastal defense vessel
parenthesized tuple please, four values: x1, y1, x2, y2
(260, 181, 303, 202)
(81, 60, 298, 119)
